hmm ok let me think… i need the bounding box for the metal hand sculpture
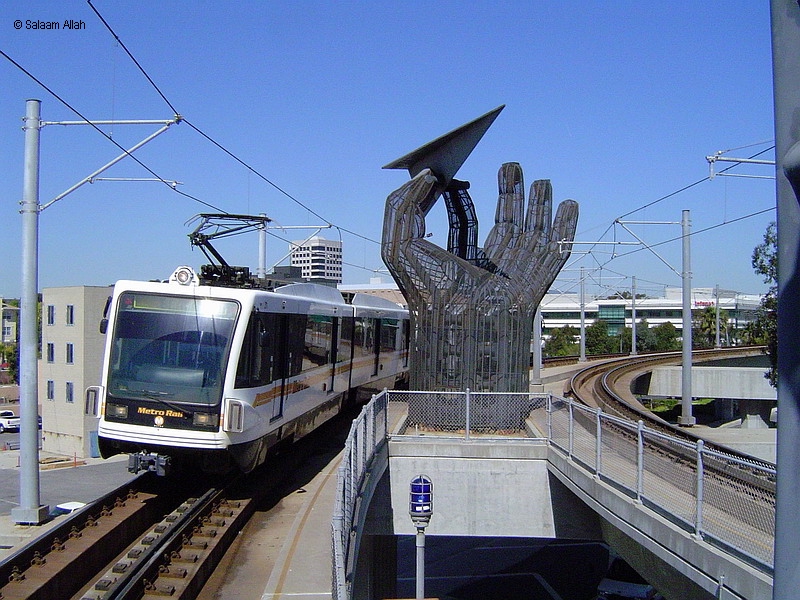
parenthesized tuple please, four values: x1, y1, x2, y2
(382, 163, 578, 391)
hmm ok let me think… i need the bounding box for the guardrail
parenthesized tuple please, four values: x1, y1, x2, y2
(331, 389, 775, 598)
(548, 395, 775, 572)
(331, 392, 388, 600)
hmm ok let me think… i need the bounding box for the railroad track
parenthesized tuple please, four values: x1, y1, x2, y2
(0, 404, 355, 600)
(564, 347, 771, 453)
(0, 472, 252, 600)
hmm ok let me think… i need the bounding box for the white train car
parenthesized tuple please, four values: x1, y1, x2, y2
(94, 267, 408, 474)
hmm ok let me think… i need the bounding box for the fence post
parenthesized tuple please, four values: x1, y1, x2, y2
(595, 407, 603, 476)
(695, 439, 704, 538)
(568, 399, 574, 458)
(383, 390, 389, 437)
(465, 388, 471, 441)
(636, 420, 644, 503)
(546, 393, 552, 441)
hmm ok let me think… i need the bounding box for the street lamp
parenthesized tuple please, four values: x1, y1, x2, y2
(409, 475, 433, 600)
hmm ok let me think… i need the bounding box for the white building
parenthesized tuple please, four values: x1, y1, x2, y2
(539, 287, 762, 340)
(340, 281, 762, 342)
(289, 236, 343, 285)
(38, 286, 110, 458)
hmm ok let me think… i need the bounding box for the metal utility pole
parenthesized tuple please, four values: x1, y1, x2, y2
(531, 307, 542, 386)
(258, 213, 268, 280)
(579, 267, 586, 362)
(771, 1, 800, 594)
(679, 210, 695, 426)
(631, 276, 638, 356)
(714, 284, 721, 349)
(13, 100, 180, 525)
(13, 99, 48, 524)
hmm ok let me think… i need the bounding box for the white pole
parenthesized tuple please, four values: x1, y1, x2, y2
(715, 283, 721, 348)
(579, 267, 586, 362)
(532, 307, 542, 385)
(679, 210, 695, 426)
(631, 276, 638, 356)
(258, 213, 267, 280)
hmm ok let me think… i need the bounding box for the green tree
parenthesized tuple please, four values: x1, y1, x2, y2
(585, 320, 617, 355)
(7, 344, 19, 384)
(750, 221, 777, 386)
(543, 325, 579, 358)
(692, 306, 730, 349)
(618, 320, 657, 353)
(652, 321, 681, 351)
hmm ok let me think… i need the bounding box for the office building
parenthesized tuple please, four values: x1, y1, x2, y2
(289, 236, 343, 285)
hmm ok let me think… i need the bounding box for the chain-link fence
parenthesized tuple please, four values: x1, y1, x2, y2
(395, 389, 549, 436)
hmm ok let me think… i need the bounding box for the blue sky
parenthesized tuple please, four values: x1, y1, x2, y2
(1, 1, 776, 301)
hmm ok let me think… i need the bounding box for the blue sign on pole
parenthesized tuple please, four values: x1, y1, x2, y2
(409, 475, 433, 524)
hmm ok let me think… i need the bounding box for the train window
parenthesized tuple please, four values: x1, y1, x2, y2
(303, 315, 332, 372)
(109, 293, 237, 405)
(380, 318, 399, 351)
(285, 314, 305, 377)
(353, 318, 374, 359)
(338, 317, 355, 363)
(235, 312, 279, 388)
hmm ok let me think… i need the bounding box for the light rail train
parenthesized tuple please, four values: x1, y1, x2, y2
(93, 266, 409, 474)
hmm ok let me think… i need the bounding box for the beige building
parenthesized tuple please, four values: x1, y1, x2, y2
(38, 286, 110, 458)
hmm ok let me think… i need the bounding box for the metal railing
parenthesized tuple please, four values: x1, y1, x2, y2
(331, 392, 388, 600)
(331, 389, 776, 598)
(547, 395, 775, 572)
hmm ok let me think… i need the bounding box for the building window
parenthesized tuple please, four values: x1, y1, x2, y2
(46, 343, 55, 363)
(66, 343, 74, 364)
(47, 304, 55, 325)
(46, 380, 54, 400)
(66, 304, 74, 325)
(66, 382, 74, 403)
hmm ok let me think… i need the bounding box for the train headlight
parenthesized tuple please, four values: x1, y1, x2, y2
(169, 266, 198, 286)
(106, 403, 128, 419)
(192, 412, 219, 428)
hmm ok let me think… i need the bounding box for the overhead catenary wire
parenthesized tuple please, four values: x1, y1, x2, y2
(87, 0, 379, 248)
(0, 49, 225, 214)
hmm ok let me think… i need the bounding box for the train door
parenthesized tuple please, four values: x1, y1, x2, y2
(269, 314, 287, 421)
(330, 317, 339, 392)
(372, 318, 381, 376)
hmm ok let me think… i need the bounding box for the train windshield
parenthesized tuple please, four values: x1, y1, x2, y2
(107, 292, 239, 406)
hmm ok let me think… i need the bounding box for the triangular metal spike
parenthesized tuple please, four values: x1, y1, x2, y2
(383, 105, 505, 214)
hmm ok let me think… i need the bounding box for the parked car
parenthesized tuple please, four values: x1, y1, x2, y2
(0, 409, 20, 433)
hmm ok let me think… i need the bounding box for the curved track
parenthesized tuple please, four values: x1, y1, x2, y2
(564, 347, 773, 464)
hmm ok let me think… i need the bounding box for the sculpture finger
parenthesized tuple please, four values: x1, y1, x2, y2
(550, 199, 580, 250)
(382, 169, 438, 247)
(525, 179, 552, 238)
(495, 162, 525, 225)
(484, 162, 524, 260)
